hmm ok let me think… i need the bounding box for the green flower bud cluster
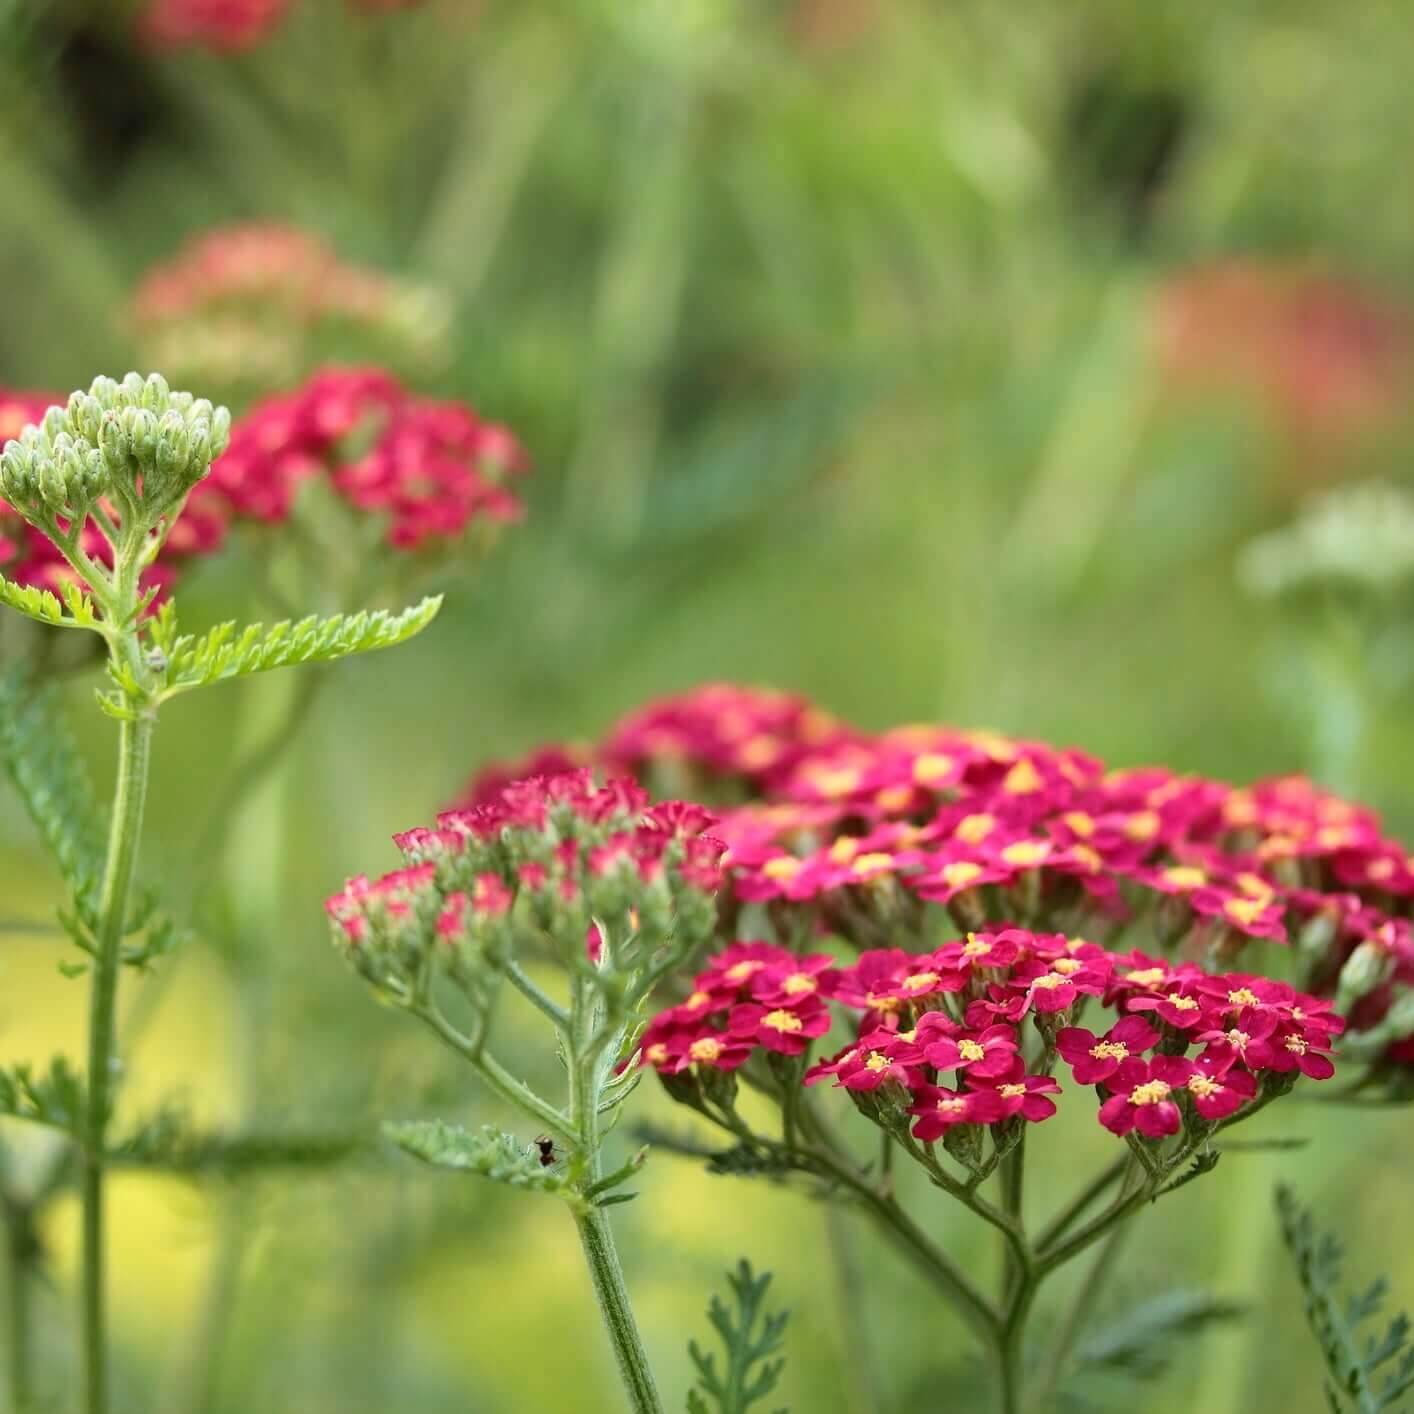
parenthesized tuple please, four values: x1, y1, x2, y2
(0, 373, 230, 535)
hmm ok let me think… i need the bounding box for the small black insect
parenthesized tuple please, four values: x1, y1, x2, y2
(535, 1135, 558, 1167)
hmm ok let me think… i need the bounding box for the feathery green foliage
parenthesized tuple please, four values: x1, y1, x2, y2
(1276, 1185, 1414, 1413)
(0, 573, 101, 631)
(0, 1057, 84, 1134)
(383, 1121, 572, 1198)
(687, 1261, 789, 1414)
(147, 594, 443, 703)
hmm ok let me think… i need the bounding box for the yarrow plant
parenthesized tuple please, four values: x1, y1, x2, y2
(327, 770, 725, 1413)
(0, 373, 446, 1414)
(417, 681, 1414, 1408)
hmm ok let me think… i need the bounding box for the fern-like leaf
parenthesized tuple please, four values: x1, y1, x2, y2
(0, 1057, 84, 1134)
(0, 571, 101, 632)
(687, 1260, 790, 1414)
(1277, 1184, 1414, 1413)
(383, 1120, 571, 1198)
(155, 595, 442, 701)
(0, 668, 106, 912)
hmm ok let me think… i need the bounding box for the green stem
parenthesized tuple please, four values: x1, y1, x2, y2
(1000, 1133, 1026, 1301)
(1034, 1154, 1127, 1251)
(81, 711, 155, 1414)
(572, 1203, 663, 1414)
(824, 1205, 886, 1414)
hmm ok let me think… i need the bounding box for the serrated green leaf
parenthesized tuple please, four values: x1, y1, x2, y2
(687, 1260, 789, 1414)
(157, 595, 442, 700)
(0, 569, 101, 631)
(383, 1120, 571, 1197)
(0, 667, 106, 911)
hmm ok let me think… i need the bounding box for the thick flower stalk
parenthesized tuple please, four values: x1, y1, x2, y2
(326, 770, 725, 1414)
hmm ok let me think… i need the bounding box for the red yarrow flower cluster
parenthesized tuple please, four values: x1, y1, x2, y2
(461, 684, 1414, 1074)
(194, 365, 527, 550)
(642, 925, 1338, 1143)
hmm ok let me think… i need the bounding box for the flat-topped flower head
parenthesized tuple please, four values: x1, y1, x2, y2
(196, 366, 526, 554)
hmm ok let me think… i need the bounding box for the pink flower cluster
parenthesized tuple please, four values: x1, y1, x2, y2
(473, 684, 1414, 1071)
(195, 366, 527, 550)
(643, 931, 1340, 1142)
(132, 225, 423, 331)
(327, 771, 724, 972)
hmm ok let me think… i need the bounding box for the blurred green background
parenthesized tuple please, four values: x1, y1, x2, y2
(2, 1, 1414, 1409)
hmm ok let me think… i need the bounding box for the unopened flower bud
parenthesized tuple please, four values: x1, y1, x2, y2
(141, 372, 170, 412)
(1335, 940, 1393, 1012)
(1296, 909, 1339, 962)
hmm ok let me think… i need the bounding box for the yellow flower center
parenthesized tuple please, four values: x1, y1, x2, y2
(935, 1096, 967, 1114)
(1227, 987, 1261, 1008)
(956, 813, 997, 844)
(1169, 994, 1200, 1012)
(1051, 958, 1084, 976)
(1226, 1029, 1250, 1049)
(1285, 1035, 1309, 1055)
(690, 1038, 724, 1063)
(1236, 872, 1275, 900)
(1031, 973, 1066, 990)
(876, 785, 913, 811)
(738, 736, 782, 769)
(1224, 897, 1269, 927)
(763, 856, 803, 882)
(1002, 840, 1051, 868)
(685, 990, 711, 1010)
(645, 1043, 669, 1064)
(943, 861, 984, 889)
(763, 1009, 803, 1034)
(903, 970, 941, 992)
(1187, 1074, 1221, 1098)
(1368, 857, 1397, 881)
(852, 852, 894, 876)
(998, 1083, 1027, 1098)
(1124, 967, 1167, 988)
(864, 1051, 891, 1073)
(962, 934, 992, 958)
(1090, 1041, 1128, 1061)
(1003, 758, 1044, 795)
(782, 972, 817, 996)
(957, 1039, 987, 1062)
(1129, 1080, 1172, 1106)
(1062, 811, 1095, 838)
(725, 960, 763, 983)
(808, 765, 862, 798)
(1124, 811, 1161, 841)
(865, 993, 903, 1013)
(1162, 866, 1207, 890)
(828, 836, 861, 864)
(912, 752, 957, 785)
